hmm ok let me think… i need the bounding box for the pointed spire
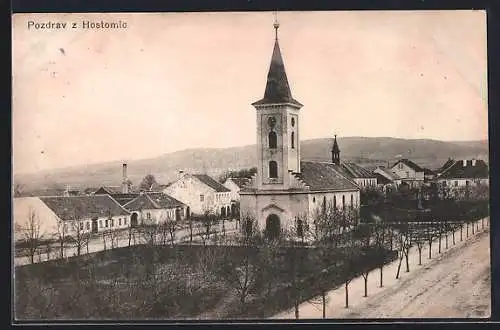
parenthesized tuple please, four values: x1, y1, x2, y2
(332, 134, 340, 165)
(252, 13, 302, 108)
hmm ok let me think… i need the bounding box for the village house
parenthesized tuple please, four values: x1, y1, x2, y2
(239, 21, 360, 239)
(223, 177, 252, 217)
(13, 195, 131, 242)
(122, 192, 187, 227)
(435, 159, 489, 189)
(389, 158, 425, 188)
(163, 172, 232, 218)
(373, 166, 402, 192)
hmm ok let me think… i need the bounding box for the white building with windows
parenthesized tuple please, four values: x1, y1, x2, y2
(390, 158, 425, 188)
(163, 172, 232, 218)
(239, 21, 360, 238)
(13, 195, 131, 242)
(436, 159, 489, 188)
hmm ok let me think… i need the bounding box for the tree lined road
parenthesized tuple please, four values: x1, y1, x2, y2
(272, 217, 490, 319)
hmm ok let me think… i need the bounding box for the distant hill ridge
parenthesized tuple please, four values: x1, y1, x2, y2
(14, 137, 488, 193)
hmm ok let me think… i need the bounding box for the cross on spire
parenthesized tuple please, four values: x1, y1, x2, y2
(273, 11, 280, 40)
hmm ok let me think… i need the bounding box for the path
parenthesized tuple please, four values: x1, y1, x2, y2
(272, 217, 490, 319)
(14, 220, 239, 266)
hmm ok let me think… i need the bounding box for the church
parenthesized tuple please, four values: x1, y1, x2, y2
(239, 19, 361, 238)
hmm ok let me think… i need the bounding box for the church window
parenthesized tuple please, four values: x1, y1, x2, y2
(322, 196, 327, 214)
(351, 194, 354, 208)
(313, 197, 316, 203)
(342, 195, 345, 209)
(268, 131, 277, 149)
(291, 117, 295, 127)
(269, 161, 278, 178)
(291, 132, 295, 149)
(333, 195, 337, 210)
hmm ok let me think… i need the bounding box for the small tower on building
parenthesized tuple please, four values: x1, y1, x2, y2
(331, 134, 340, 165)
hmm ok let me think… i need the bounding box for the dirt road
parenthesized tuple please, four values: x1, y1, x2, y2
(342, 230, 491, 318)
(273, 218, 491, 319)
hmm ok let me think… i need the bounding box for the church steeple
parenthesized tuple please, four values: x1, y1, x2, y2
(252, 13, 303, 189)
(252, 13, 302, 108)
(332, 134, 340, 165)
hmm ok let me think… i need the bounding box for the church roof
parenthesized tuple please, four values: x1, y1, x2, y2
(252, 39, 303, 108)
(339, 162, 375, 179)
(295, 161, 360, 192)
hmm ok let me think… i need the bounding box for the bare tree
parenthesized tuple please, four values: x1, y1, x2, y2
(18, 208, 43, 264)
(165, 218, 179, 247)
(70, 208, 86, 257)
(373, 220, 390, 287)
(56, 221, 67, 260)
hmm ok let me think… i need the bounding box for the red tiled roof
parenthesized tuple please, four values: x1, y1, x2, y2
(40, 195, 130, 220)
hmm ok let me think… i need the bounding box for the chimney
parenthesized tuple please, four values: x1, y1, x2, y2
(472, 159, 477, 166)
(462, 159, 467, 167)
(122, 163, 129, 193)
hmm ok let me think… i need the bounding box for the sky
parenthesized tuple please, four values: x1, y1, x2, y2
(12, 10, 488, 174)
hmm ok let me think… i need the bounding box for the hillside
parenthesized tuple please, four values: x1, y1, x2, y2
(14, 137, 488, 194)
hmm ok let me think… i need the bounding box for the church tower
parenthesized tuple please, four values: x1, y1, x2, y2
(252, 15, 303, 190)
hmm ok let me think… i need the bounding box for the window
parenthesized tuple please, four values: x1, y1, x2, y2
(268, 131, 277, 149)
(342, 195, 345, 209)
(313, 197, 316, 203)
(105, 219, 109, 228)
(322, 196, 327, 214)
(147, 212, 151, 220)
(466, 180, 470, 186)
(86, 222, 90, 230)
(291, 132, 295, 149)
(200, 194, 205, 202)
(399, 163, 403, 169)
(269, 161, 278, 178)
(99, 220, 103, 228)
(111, 219, 114, 227)
(80, 222, 84, 230)
(406, 171, 409, 178)
(455, 181, 458, 187)
(124, 218, 128, 226)
(119, 218, 122, 226)
(351, 194, 354, 208)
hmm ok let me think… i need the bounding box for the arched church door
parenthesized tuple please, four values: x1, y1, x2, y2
(265, 214, 281, 240)
(131, 213, 138, 227)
